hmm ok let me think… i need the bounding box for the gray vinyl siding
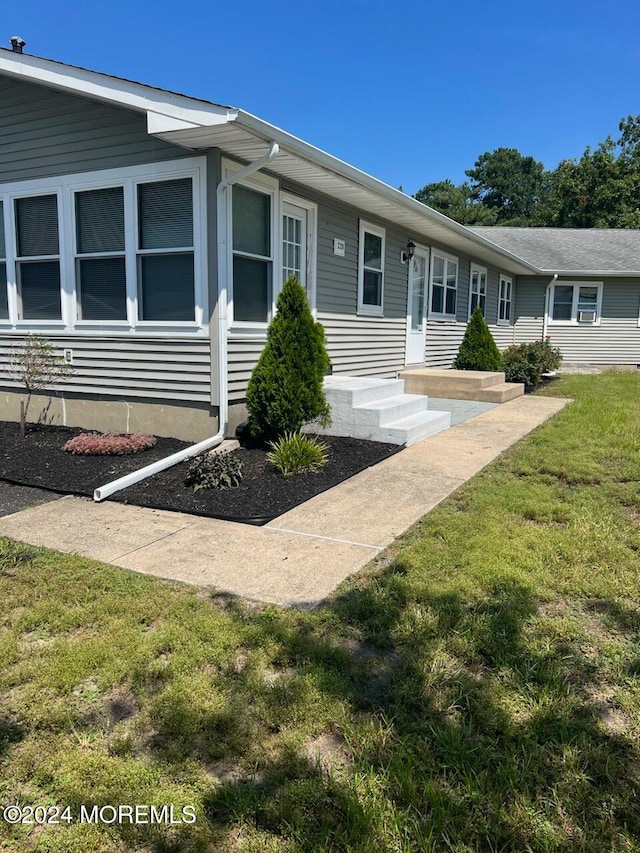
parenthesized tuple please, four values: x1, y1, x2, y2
(226, 179, 410, 401)
(0, 75, 188, 184)
(424, 249, 517, 367)
(515, 277, 640, 364)
(0, 335, 211, 402)
(513, 278, 546, 345)
(228, 336, 266, 401)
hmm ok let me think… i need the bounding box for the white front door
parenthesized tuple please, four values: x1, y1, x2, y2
(406, 248, 428, 364)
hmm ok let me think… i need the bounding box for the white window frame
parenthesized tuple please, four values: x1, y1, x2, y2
(548, 281, 603, 326)
(429, 250, 458, 321)
(12, 189, 66, 328)
(357, 219, 385, 316)
(469, 264, 487, 319)
(280, 192, 318, 317)
(498, 274, 513, 326)
(0, 157, 207, 336)
(224, 159, 278, 333)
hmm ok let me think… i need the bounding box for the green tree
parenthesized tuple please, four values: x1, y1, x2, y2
(465, 147, 546, 223)
(414, 179, 497, 224)
(453, 308, 502, 372)
(246, 277, 331, 442)
(544, 116, 640, 227)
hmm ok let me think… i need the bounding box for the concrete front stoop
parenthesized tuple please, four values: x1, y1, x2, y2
(304, 376, 451, 446)
(399, 368, 524, 404)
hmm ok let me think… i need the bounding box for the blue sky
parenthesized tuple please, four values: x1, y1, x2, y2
(7, 0, 640, 194)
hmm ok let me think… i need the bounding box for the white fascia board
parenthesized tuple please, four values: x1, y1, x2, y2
(0, 51, 237, 127)
(231, 110, 540, 276)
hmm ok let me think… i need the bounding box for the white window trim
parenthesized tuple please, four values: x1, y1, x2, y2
(497, 274, 514, 326)
(0, 157, 207, 336)
(469, 264, 488, 320)
(280, 191, 318, 318)
(548, 281, 603, 327)
(357, 219, 385, 317)
(223, 159, 278, 334)
(429, 250, 458, 321)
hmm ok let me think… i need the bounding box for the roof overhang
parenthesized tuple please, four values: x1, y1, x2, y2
(0, 48, 237, 130)
(0, 49, 543, 276)
(154, 111, 537, 275)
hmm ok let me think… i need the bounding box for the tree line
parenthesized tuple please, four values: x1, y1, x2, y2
(414, 115, 640, 228)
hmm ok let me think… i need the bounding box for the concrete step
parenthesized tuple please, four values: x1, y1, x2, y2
(323, 376, 405, 407)
(474, 382, 524, 403)
(399, 368, 524, 403)
(353, 393, 428, 427)
(377, 410, 451, 445)
(305, 375, 452, 445)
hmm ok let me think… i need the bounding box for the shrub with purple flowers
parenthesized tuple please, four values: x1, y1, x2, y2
(62, 432, 157, 455)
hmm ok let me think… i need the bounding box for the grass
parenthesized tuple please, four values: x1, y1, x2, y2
(1, 372, 640, 852)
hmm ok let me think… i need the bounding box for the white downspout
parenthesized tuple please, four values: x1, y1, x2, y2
(542, 273, 558, 341)
(94, 141, 280, 502)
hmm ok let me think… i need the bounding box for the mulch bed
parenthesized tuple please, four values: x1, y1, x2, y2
(0, 421, 400, 525)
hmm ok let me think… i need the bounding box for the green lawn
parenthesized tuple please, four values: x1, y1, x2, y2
(1, 373, 640, 852)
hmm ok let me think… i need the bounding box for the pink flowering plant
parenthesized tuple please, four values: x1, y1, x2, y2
(62, 432, 157, 456)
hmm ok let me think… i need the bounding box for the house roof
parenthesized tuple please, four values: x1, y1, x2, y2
(0, 46, 538, 276)
(471, 227, 640, 276)
(2, 46, 638, 279)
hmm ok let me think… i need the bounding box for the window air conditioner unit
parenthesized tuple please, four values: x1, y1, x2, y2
(578, 310, 596, 323)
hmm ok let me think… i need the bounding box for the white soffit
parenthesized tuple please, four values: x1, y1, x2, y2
(155, 122, 536, 276)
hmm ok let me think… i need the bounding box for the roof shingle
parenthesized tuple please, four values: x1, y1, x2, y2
(470, 227, 640, 273)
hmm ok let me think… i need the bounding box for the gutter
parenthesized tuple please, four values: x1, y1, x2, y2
(94, 142, 281, 503)
(233, 111, 540, 276)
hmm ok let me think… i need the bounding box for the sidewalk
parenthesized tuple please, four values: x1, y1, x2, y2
(0, 395, 568, 607)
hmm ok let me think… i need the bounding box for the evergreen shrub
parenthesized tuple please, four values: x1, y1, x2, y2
(453, 307, 502, 371)
(246, 277, 331, 441)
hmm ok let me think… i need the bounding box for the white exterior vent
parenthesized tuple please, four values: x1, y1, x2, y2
(578, 310, 596, 323)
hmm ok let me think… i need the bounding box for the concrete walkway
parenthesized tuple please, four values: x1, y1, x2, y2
(0, 395, 568, 608)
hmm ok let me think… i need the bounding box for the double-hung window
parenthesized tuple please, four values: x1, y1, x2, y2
(232, 183, 273, 324)
(137, 178, 195, 322)
(0, 158, 204, 331)
(498, 275, 513, 324)
(15, 194, 61, 320)
(430, 252, 457, 319)
(469, 265, 487, 316)
(75, 186, 126, 321)
(358, 221, 385, 315)
(550, 282, 602, 325)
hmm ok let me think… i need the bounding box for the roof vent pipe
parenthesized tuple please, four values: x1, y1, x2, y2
(9, 36, 26, 53)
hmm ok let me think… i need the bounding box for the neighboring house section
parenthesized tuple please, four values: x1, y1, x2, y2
(473, 228, 640, 368)
(0, 47, 637, 442)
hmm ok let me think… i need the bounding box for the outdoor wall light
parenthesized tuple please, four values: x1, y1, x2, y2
(402, 239, 416, 264)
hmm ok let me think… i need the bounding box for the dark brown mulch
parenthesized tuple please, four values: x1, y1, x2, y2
(0, 421, 400, 525)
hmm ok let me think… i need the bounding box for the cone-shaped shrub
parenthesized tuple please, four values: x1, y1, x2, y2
(453, 307, 503, 371)
(246, 276, 331, 441)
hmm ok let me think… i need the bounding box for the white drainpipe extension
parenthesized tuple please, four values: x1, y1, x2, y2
(542, 273, 559, 341)
(94, 141, 281, 502)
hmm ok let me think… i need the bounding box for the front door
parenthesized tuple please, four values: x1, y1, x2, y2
(406, 248, 428, 364)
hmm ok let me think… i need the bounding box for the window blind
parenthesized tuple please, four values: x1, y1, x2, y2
(139, 254, 194, 321)
(16, 195, 59, 257)
(76, 187, 125, 254)
(79, 257, 127, 320)
(138, 178, 193, 250)
(20, 261, 61, 319)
